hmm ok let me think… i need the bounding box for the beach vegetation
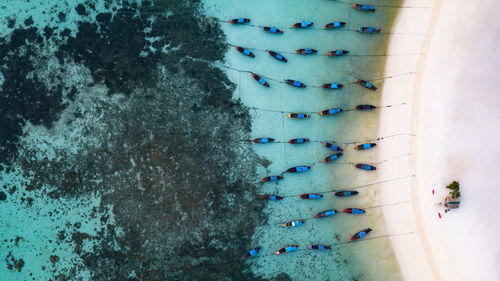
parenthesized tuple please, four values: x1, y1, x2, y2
(446, 181, 461, 198)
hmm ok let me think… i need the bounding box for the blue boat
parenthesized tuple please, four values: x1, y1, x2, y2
(287, 113, 310, 119)
(350, 228, 372, 242)
(355, 104, 377, 111)
(357, 26, 381, 34)
(328, 50, 349, 56)
(252, 138, 274, 143)
(325, 21, 346, 28)
(292, 21, 313, 28)
(299, 193, 323, 199)
(319, 108, 343, 116)
(275, 245, 298, 255)
(241, 246, 260, 260)
(281, 220, 304, 228)
(352, 4, 375, 12)
(314, 209, 338, 218)
(296, 48, 317, 55)
(321, 83, 343, 89)
(322, 153, 343, 163)
(260, 194, 284, 201)
(261, 26, 284, 34)
(355, 164, 377, 170)
(288, 138, 310, 144)
(343, 208, 366, 214)
(234, 45, 255, 57)
(268, 50, 288, 62)
(334, 191, 359, 197)
(285, 166, 310, 173)
(354, 143, 377, 150)
(321, 142, 343, 151)
(285, 79, 307, 88)
(357, 79, 377, 90)
(307, 244, 332, 250)
(228, 18, 251, 24)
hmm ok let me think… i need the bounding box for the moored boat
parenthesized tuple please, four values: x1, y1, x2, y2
(285, 79, 307, 88)
(319, 108, 343, 116)
(252, 138, 274, 143)
(356, 79, 377, 90)
(325, 21, 346, 29)
(281, 220, 304, 228)
(288, 138, 310, 144)
(241, 246, 260, 260)
(267, 50, 288, 62)
(296, 48, 317, 55)
(261, 26, 284, 34)
(234, 45, 255, 57)
(343, 208, 366, 214)
(355, 104, 377, 110)
(354, 143, 377, 150)
(321, 142, 343, 151)
(287, 113, 310, 119)
(292, 21, 313, 28)
(228, 18, 251, 24)
(261, 175, 283, 182)
(314, 209, 337, 218)
(357, 26, 381, 34)
(321, 83, 343, 89)
(285, 166, 310, 173)
(251, 72, 269, 87)
(322, 152, 343, 163)
(307, 244, 331, 250)
(334, 190, 359, 197)
(299, 193, 323, 199)
(355, 163, 377, 170)
(260, 194, 284, 201)
(350, 228, 372, 242)
(275, 245, 298, 255)
(352, 4, 376, 12)
(327, 50, 349, 56)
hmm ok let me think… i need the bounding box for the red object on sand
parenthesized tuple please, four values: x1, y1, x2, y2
(432, 189, 435, 195)
(438, 213, 442, 219)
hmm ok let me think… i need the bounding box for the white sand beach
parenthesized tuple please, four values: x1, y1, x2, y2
(380, 0, 500, 280)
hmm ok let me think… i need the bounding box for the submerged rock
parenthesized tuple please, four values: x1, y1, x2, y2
(0, 191, 6, 201)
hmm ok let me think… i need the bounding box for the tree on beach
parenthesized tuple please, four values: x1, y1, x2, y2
(446, 181, 461, 198)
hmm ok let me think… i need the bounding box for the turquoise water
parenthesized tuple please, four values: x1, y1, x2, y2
(204, 0, 402, 280)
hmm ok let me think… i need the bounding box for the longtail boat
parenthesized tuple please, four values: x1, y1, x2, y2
(251, 138, 274, 143)
(354, 143, 377, 150)
(325, 21, 346, 29)
(261, 26, 284, 34)
(343, 208, 366, 214)
(355, 164, 377, 170)
(307, 244, 331, 250)
(299, 193, 323, 199)
(319, 108, 343, 116)
(356, 79, 377, 90)
(288, 138, 310, 144)
(357, 26, 381, 34)
(287, 113, 310, 119)
(292, 21, 313, 28)
(352, 4, 375, 12)
(321, 83, 343, 89)
(321, 142, 343, 151)
(285, 166, 310, 173)
(285, 79, 307, 88)
(281, 220, 304, 228)
(267, 50, 288, 62)
(234, 46, 255, 57)
(355, 104, 377, 111)
(241, 246, 260, 260)
(314, 209, 338, 218)
(275, 245, 298, 255)
(350, 228, 372, 242)
(327, 50, 349, 56)
(334, 191, 359, 197)
(260, 194, 284, 201)
(296, 48, 317, 55)
(251, 72, 269, 87)
(261, 175, 283, 182)
(228, 18, 251, 24)
(322, 153, 343, 163)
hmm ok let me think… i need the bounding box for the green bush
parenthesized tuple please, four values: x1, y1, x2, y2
(446, 181, 461, 198)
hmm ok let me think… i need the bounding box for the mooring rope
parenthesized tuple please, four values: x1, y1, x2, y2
(248, 102, 408, 115)
(330, 0, 430, 9)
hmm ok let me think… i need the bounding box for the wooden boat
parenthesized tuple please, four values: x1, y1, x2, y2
(298, 193, 323, 199)
(327, 50, 349, 56)
(234, 46, 255, 57)
(287, 113, 310, 119)
(354, 143, 377, 150)
(275, 245, 298, 255)
(260, 194, 284, 201)
(251, 72, 269, 87)
(321, 142, 343, 151)
(350, 228, 372, 242)
(251, 138, 274, 143)
(355, 164, 377, 170)
(325, 21, 346, 29)
(241, 246, 260, 260)
(228, 18, 251, 24)
(261, 26, 284, 34)
(296, 48, 317, 55)
(261, 175, 283, 182)
(307, 244, 331, 250)
(267, 50, 288, 62)
(321, 83, 343, 89)
(343, 208, 366, 214)
(314, 209, 337, 218)
(292, 21, 313, 28)
(355, 104, 376, 110)
(285, 166, 310, 173)
(352, 4, 375, 12)
(281, 220, 304, 228)
(319, 108, 343, 116)
(334, 190, 359, 197)
(357, 26, 381, 34)
(356, 79, 377, 90)
(322, 152, 342, 163)
(285, 79, 306, 88)
(288, 138, 310, 144)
